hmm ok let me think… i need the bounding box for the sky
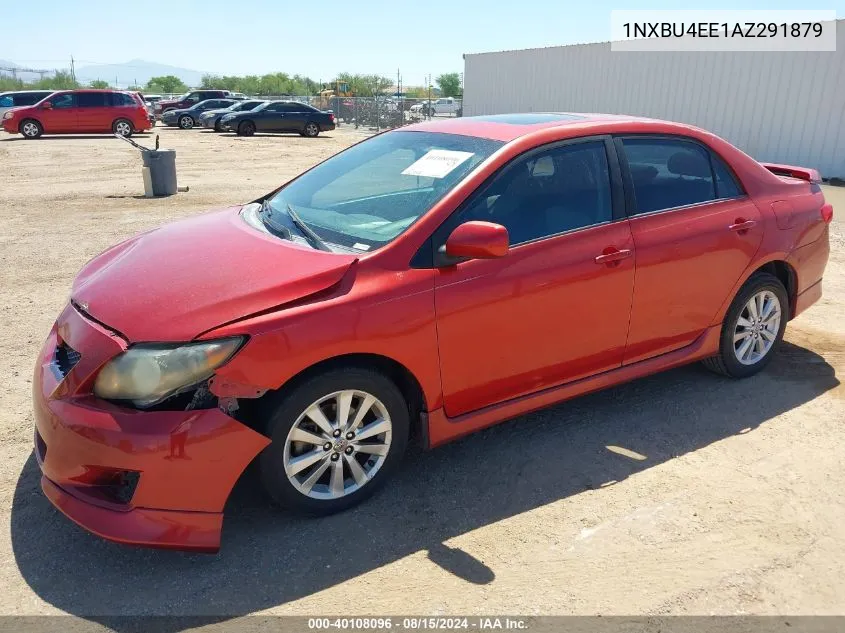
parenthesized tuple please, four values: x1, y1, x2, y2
(3, 0, 843, 86)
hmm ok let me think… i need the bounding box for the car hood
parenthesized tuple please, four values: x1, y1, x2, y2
(71, 206, 358, 342)
(163, 108, 191, 117)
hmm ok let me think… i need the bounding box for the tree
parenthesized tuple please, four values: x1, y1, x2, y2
(32, 71, 78, 90)
(334, 73, 392, 96)
(145, 75, 188, 94)
(436, 73, 461, 98)
(88, 79, 110, 89)
(0, 70, 79, 92)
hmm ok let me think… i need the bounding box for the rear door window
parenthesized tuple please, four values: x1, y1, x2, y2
(77, 92, 108, 108)
(621, 138, 719, 214)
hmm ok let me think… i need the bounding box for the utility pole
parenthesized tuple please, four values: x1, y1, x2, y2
(427, 74, 432, 120)
(70, 55, 76, 83)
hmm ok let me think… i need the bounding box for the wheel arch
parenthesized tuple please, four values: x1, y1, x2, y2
(712, 256, 798, 326)
(112, 117, 133, 131)
(19, 117, 43, 133)
(239, 352, 428, 445)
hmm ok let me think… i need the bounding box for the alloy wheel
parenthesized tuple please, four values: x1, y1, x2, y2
(282, 390, 392, 500)
(179, 116, 193, 129)
(22, 122, 40, 137)
(733, 290, 781, 365)
(114, 121, 132, 136)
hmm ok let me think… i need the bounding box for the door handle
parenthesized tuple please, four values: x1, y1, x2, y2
(594, 249, 633, 265)
(729, 219, 756, 233)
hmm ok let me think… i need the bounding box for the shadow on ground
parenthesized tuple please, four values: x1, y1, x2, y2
(11, 342, 839, 630)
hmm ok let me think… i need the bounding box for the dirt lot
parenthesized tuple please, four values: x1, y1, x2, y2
(0, 125, 843, 624)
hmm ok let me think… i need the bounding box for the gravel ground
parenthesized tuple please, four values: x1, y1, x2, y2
(0, 125, 843, 625)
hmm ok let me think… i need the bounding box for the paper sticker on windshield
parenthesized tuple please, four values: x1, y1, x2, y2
(401, 150, 474, 179)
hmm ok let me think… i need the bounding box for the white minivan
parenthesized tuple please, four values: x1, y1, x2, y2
(0, 90, 55, 119)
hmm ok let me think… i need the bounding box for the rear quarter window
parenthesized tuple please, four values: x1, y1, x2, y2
(109, 93, 137, 107)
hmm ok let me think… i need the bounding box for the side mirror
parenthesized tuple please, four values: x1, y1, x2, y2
(41, 101, 53, 109)
(443, 221, 509, 261)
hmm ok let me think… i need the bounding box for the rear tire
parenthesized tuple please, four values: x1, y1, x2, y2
(237, 121, 255, 136)
(112, 118, 133, 137)
(303, 122, 320, 137)
(702, 272, 788, 378)
(20, 119, 42, 139)
(259, 367, 410, 515)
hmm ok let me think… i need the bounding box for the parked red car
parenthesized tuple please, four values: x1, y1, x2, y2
(2, 89, 152, 138)
(33, 113, 831, 552)
(153, 89, 231, 118)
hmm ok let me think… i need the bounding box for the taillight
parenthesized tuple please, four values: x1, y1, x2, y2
(821, 203, 834, 224)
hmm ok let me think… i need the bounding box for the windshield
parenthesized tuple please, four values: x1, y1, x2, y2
(264, 131, 503, 251)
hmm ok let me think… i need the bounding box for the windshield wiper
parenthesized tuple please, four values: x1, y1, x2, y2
(258, 199, 292, 240)
(285, 202, 332, 252)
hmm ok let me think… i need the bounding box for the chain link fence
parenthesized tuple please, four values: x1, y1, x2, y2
(148, 93, 463, 131)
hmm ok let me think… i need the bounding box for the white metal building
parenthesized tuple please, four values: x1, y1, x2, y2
(463, 20, 845, 177)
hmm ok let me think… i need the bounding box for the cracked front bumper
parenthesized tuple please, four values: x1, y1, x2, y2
(32, 303, 270, 552)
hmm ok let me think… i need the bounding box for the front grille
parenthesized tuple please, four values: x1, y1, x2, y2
(100, 471, 140, 505)
(54, 341, 81, 377)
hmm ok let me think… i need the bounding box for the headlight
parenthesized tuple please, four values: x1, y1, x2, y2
(93, 337, 244, 407)
(2, 112, 14, 120)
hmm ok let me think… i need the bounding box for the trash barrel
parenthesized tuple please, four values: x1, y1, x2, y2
(141, 149, 177, 196)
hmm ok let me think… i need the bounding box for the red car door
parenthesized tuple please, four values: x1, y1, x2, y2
(75, 91, 109, 132)
(433, 138, 635, 417)
(617, 136, 763, 364)
(39, 92, 79, 132)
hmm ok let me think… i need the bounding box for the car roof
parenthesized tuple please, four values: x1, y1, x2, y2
(403, 112, 678, 142)
(0, 89, 53, 95)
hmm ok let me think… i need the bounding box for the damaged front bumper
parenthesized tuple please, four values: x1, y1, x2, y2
(32, 303, 270, 552)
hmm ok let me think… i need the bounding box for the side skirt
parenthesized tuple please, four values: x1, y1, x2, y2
(426, 325, 721, 448)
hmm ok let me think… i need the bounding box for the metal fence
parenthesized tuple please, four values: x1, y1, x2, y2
(245, 95, 464, 131)
(319, 96, 464, 131)
(147, 93, 463, 131)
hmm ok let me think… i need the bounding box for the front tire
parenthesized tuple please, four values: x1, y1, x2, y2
(259, 367, 410, 515)
(702, 272, 788, 378)
(213, 119, 222, 132)
(20, 119, 43, 139)
(178, 115, 194, 129)
(237, 121, 255, 136)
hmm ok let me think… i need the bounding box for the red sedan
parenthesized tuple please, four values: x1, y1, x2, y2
(33, 113, 832, 552)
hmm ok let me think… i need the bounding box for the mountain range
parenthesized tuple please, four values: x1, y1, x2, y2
(1, 59, 208, 88)
(75, 59, 207, 87)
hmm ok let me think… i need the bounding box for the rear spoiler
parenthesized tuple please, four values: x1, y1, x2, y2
(761, 162, 822, 183)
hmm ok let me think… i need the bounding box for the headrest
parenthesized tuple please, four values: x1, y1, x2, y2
(629, 164, 658, 184)
(667, 151, 711, 178)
